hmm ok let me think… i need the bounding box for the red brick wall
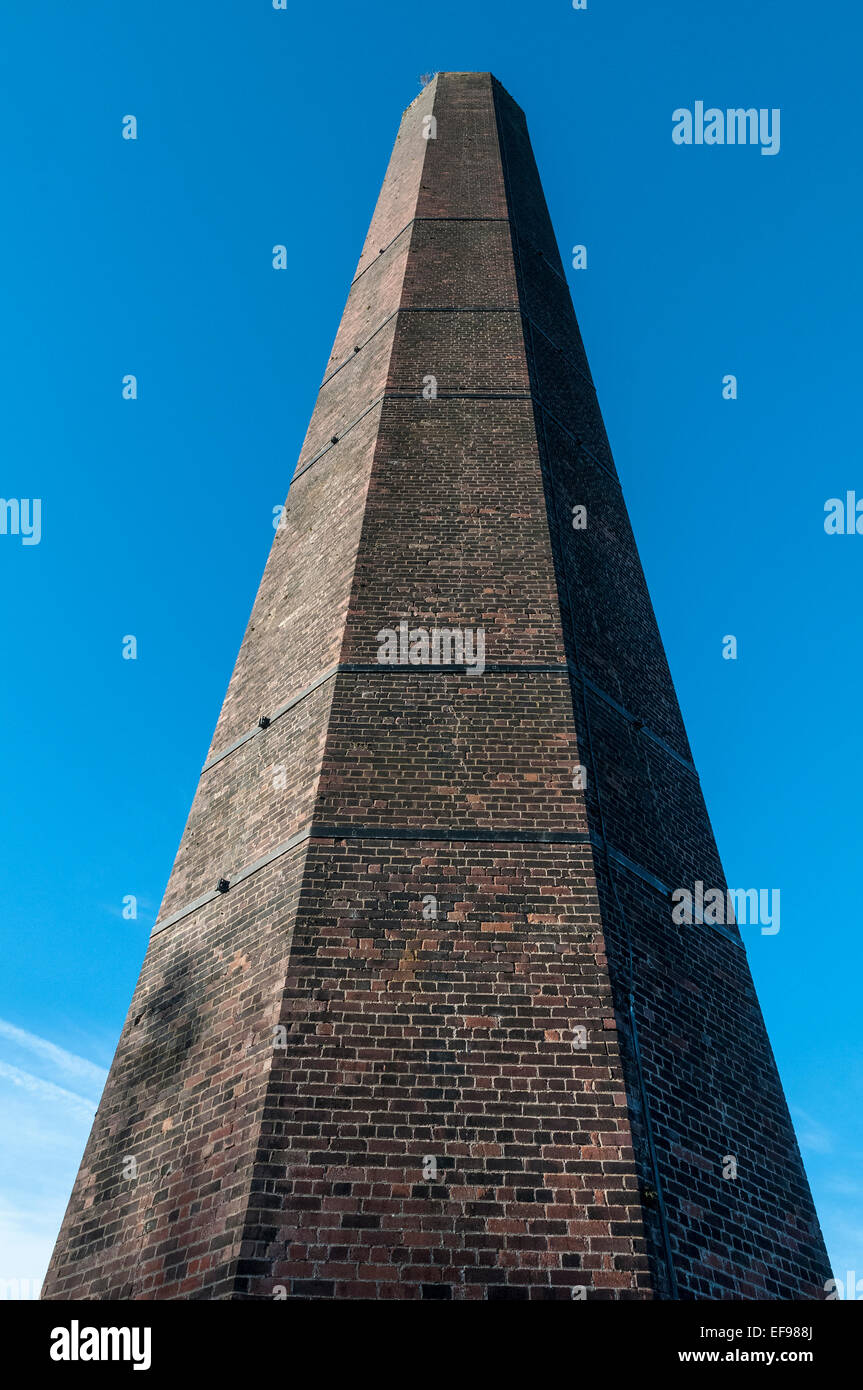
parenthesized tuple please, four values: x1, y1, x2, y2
(42, 850, 309, 1298)
(244, 838, 649, 1300)
(44, 72, 828, 1301)
(490, 77, 829, 1297)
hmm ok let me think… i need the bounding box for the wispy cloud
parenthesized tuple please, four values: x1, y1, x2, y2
(791, 1106, 834, 1156)
(0, 1061, 96, 1122)
(0, 1018, 107, 1091)
(0, 1027, 105, 1293)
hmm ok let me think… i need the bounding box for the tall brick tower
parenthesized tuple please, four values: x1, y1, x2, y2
(44, 73, 830, 1301)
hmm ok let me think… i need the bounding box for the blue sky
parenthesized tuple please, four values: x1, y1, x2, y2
(1, 0, 860, 1293)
